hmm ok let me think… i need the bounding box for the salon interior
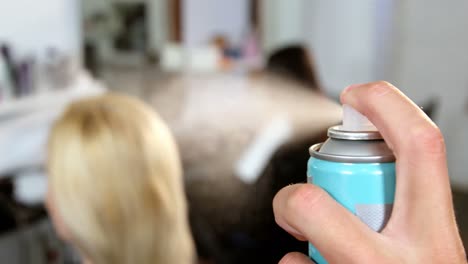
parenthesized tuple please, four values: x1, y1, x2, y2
(0, 0, 467, 263)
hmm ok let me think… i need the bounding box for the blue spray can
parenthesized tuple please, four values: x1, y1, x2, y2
(307, 105, 396, 264)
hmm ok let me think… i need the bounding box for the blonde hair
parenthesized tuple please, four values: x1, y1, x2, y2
(47, 93, 194, 264)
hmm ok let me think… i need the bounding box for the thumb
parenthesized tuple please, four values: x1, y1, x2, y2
(273, 184, 380, 263)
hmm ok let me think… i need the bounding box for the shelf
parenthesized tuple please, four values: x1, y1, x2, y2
(0, 73, 105, 121)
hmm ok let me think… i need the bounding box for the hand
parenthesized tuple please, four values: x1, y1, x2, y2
(273, 82, 467, 263)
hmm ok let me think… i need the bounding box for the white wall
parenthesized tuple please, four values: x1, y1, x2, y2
(303, 0, 378, 96)
(0, 0, 81, 60)
(183, 0, 250, 47)
(261, 0, 306, 54)
(389, 1, 468, 103)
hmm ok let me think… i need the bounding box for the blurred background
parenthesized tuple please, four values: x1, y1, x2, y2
(0, 0, 467, 263)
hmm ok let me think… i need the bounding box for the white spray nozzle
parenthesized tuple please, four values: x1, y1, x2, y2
(342, 104, 377, 131)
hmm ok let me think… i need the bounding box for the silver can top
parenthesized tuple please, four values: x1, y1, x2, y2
(310, 126, 395, 163)
(328, 125, 383, 140)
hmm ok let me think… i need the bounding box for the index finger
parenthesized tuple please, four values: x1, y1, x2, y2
(340, 82, 453, 232)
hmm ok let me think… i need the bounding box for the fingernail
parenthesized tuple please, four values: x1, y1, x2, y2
(373, 83, 392, 97)
(343, 83, 363, 93)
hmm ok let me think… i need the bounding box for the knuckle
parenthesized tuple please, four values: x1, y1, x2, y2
(367, 81, 395, 97)
(408, 124, 446, 154)
(286, 185, 327, 214)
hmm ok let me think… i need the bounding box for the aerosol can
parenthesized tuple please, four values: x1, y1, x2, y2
(307, 105, 396, 264)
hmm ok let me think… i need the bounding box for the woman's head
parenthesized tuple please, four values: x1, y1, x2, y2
(266, 44, 321, 91)
(47, 93, 194, 264)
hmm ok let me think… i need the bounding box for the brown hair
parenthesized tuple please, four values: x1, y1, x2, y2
(266, 45, 321, 91)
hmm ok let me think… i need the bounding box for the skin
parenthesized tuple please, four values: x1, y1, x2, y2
(273, 82, 467, 264)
